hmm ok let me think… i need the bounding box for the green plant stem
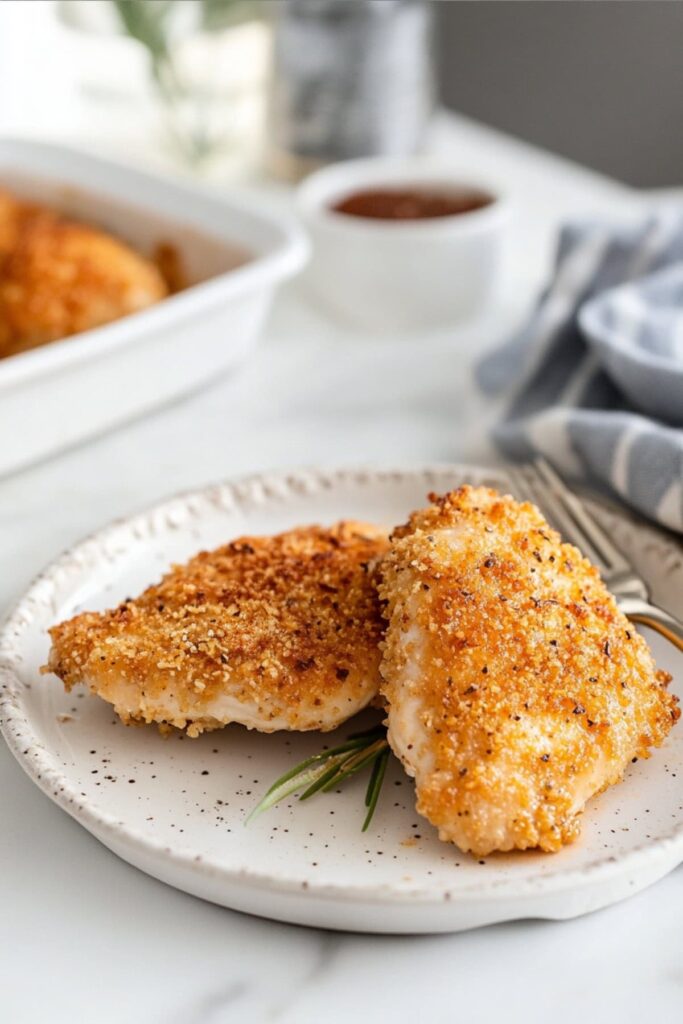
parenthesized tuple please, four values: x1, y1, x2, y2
(363, 747, 390, 832)
(247, 725, 391, 831)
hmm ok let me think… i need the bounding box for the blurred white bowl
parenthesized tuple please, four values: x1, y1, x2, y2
(0, 139, 309, 476)
(297, 157, 510, 332)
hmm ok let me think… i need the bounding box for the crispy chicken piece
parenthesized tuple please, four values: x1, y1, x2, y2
(45, 522, 388, 736)
(379, 487, 678, 856)
(0, 189, 168, 358)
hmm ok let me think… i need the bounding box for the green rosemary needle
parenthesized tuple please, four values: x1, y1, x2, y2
(246, 725, 390, 830)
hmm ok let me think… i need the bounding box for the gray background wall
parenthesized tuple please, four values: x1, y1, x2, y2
(435, 0, 683, 188)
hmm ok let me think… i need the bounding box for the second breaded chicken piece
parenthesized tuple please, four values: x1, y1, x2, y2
(379, 487, 678, 856)
(46, 522, 388, 736)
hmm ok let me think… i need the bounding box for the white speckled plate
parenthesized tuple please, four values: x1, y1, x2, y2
(1, 466, 682, 933)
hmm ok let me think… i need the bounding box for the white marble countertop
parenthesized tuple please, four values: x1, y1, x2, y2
(2, 115, 681, 1024)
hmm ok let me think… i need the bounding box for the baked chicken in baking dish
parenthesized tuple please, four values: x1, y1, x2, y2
(0, 189, 168, 358)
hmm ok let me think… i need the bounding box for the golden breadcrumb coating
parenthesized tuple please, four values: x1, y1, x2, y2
(45, 522, 389, 736)
(0, 189, 168, 357)
(379, 486, 678, 856)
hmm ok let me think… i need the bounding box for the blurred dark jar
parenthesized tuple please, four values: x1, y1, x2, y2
(269, 0, 434, 179)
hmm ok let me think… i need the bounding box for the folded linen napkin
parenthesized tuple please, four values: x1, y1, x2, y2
(477, 210, 683, 533)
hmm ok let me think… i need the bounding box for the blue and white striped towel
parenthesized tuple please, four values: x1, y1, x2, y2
(477, 210, 683, 533)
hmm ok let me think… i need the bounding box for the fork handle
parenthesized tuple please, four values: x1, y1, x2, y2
(618, 597, 683, 654)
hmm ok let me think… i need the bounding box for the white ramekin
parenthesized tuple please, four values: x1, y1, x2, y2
(297, 157, 510, 332)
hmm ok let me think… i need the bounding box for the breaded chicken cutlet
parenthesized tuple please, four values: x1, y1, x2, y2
(379, 486, 678, 856)
(45, 522, 388, 736)
(0, 189, 168, 358)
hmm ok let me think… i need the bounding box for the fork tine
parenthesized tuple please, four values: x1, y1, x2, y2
(507, 462, 608, 570)
(532, 458, 631, 574)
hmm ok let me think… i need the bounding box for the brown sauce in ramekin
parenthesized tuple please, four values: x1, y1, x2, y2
(331, 187, 493, 221)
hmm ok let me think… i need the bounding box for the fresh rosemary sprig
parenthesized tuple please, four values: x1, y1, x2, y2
(247, 725, 390, 832)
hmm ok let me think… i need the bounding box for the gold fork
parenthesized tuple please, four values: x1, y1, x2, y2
(508, 458, 683, 653)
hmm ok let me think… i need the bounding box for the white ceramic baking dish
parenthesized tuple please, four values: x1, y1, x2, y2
(0, 138, 309, 476)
